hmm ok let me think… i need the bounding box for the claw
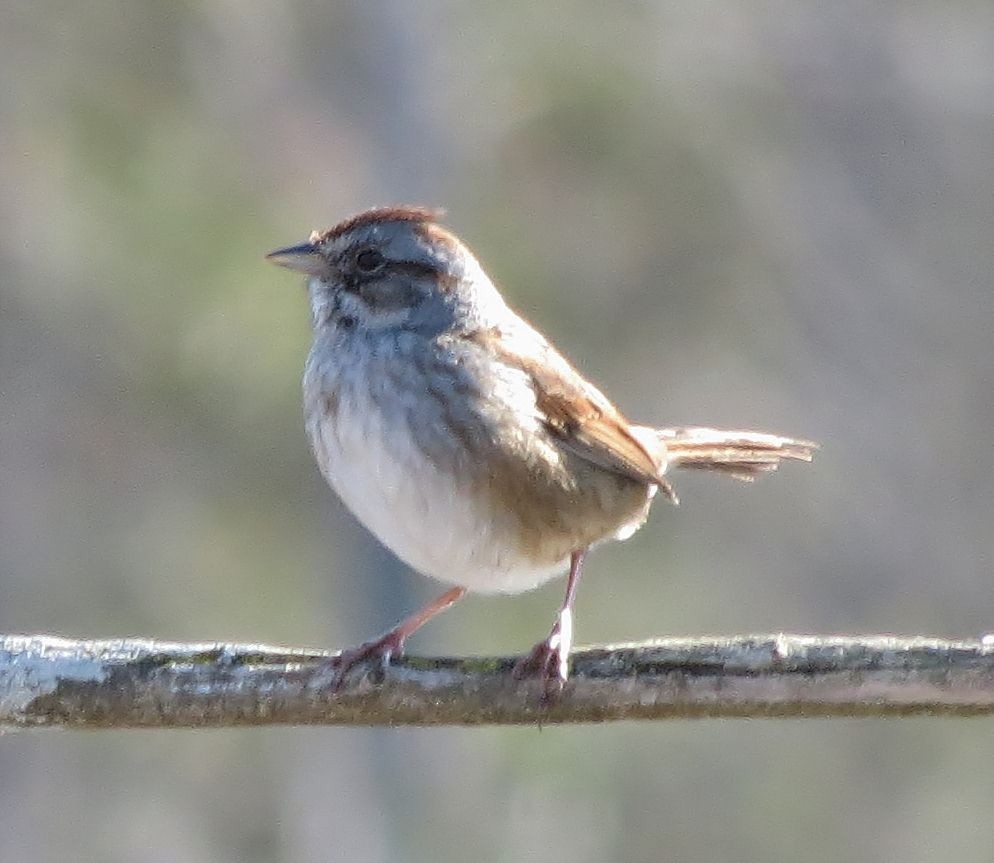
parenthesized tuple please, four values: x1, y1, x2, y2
(324, 586, 467, 692)
(327, 630, 406, 691)
(514, 607, 574, 703)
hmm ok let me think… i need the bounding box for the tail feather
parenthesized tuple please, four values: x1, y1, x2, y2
(658, 427, 817, 483)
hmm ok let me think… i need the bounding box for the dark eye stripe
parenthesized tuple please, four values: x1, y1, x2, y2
(392, 261, 437, 279)
(355, 248, 384, 272)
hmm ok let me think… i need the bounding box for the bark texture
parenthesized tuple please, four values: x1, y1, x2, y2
(3, 633, 994, 729)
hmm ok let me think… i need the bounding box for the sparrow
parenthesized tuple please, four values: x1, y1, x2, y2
(267, 206, 815, 693)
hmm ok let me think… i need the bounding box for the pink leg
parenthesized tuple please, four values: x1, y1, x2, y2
(514, 550, 586, 697)
(330, 586, 466, 688)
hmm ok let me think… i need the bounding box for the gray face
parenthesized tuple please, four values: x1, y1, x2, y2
(270, 218, 470, 337)
(269, 211, 515, 342)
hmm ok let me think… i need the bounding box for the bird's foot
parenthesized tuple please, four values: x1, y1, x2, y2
(513, 607, 574, 703)
(327, 629, 406, 691)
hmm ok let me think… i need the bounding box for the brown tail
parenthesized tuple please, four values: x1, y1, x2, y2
(658, 427, 817, 483)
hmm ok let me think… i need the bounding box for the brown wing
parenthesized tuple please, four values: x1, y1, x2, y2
(463, 325, 671, 492)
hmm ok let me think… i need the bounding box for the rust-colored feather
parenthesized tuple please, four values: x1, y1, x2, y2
(464, 327, 676, 499)
(317, 205, 445, 242)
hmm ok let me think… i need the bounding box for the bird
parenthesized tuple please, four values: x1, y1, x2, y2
(267, 205, 815, 693)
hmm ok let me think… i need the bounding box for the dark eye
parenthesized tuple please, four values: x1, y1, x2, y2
(355, 248, 384, 273)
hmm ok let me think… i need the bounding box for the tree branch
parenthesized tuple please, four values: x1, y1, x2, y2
(3, 633, 994, 729)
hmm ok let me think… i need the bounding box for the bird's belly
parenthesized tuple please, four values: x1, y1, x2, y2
(309, 396, 571, 594)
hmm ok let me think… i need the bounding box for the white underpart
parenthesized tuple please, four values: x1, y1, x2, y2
(308, 355, 571, 596)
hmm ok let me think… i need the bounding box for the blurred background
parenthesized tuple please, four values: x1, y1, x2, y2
(2, 2, 993, 861)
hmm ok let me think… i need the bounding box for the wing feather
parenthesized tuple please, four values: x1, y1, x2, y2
(461, 326, 671, 494)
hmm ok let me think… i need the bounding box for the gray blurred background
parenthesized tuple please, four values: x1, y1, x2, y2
(2, 2, 993, 861)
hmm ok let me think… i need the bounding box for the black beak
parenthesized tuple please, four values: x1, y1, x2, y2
(265, 241, 330, 277)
